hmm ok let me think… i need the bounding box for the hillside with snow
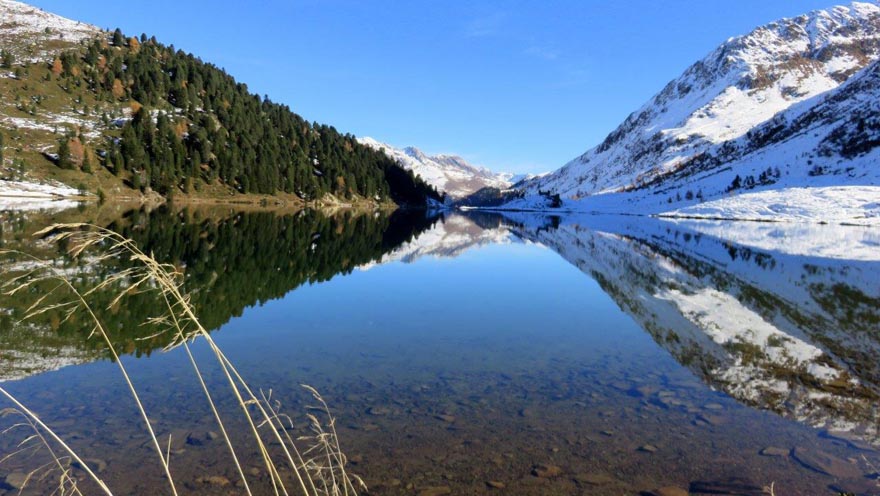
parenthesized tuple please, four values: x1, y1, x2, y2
(0, 0, 99, 61)
(0, 0, 101, 206)
(359, 137, 519, 198)
(502, 2, 880, 224)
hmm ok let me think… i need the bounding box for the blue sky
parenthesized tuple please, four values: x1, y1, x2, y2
(32, 0, 841, 173)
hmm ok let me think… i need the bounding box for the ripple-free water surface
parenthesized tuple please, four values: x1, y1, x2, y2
(1, 207, 879, 495)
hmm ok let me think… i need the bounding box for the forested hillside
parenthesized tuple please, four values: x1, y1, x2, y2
(0, 6, 440, 206)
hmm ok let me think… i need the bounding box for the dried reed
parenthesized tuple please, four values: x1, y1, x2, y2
(0, 223, 363, 496)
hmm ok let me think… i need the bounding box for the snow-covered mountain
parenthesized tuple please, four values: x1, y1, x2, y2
(359, 137, 517, 198)
(509, 2, 880, 223)
(653, 57, 880, 222)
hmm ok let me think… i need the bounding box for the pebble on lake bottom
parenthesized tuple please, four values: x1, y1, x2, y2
(531, 464, 563, 478)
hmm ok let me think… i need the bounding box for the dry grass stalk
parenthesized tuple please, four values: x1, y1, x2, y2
(0, 223, 362, 495)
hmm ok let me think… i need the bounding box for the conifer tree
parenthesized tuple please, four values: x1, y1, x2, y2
(82, 149, 93, 173)
(57, 138, 72, 170)
(112, 28, 125, 47)
(0, 49, 13, 69)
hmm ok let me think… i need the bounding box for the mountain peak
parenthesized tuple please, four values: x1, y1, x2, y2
(358, 138, 515, 198)
(403, 146, 429, 162)
(526, 1, 880, 200)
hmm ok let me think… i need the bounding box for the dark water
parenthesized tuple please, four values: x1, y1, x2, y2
(1, 206, 879, 495)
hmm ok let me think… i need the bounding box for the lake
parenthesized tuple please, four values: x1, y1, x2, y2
(0, 205, 879, 495)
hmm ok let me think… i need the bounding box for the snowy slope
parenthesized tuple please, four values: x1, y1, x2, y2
(516, 2, 880, 212)
(0, 0, 100, 62)
(0, 1, 103, 205)
(0, 179, 79, 197)
(661, 186, 880, 225)
(0, 179, 83, 211)
(643, 58, 880, 221)
(0, 1, 103, 137)
(359, 137, 516, 198)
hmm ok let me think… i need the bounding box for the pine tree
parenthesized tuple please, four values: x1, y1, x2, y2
(57, 138, 72, 170)
(0, 49, 13, 69)
(112, 28, 125, 47)
(82, 149, 93, 173)
(132, 171, 142, 191)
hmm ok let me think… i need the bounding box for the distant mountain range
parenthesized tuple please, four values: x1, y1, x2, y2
(499, 2, 880, 224)
(358, 137, 533, 199)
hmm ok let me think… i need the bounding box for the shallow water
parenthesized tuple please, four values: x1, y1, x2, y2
(1, 206, 879, 495)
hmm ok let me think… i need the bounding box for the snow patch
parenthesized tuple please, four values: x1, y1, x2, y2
(661, 186, 880, 225)
(0, 0, 101, 62)
(0, 179, 83, 211)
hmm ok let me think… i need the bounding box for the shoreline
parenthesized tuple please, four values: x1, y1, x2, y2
(0, 190, 402, 213)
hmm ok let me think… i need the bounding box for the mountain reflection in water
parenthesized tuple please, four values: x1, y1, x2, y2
(502, 213, 880, 447)
(0, 206, 438, 380)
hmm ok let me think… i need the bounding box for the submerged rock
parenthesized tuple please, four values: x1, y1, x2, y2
(1, 472, 28, 490)
(821, 430, 879, 452)
(196, 475, 231, 486)
(186, 431, 219, 446)
(417, 485, 451, 496)
(366, 406, 392, 416)
(759, 446, 790, 457)
(72, 458, 107, 473)
(696, 413, 727, 426)
(688, 479, 768, 495)
(532, 464, 563, 478)
(646, 487, 689, 496)
(792, 447, 862, 478)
